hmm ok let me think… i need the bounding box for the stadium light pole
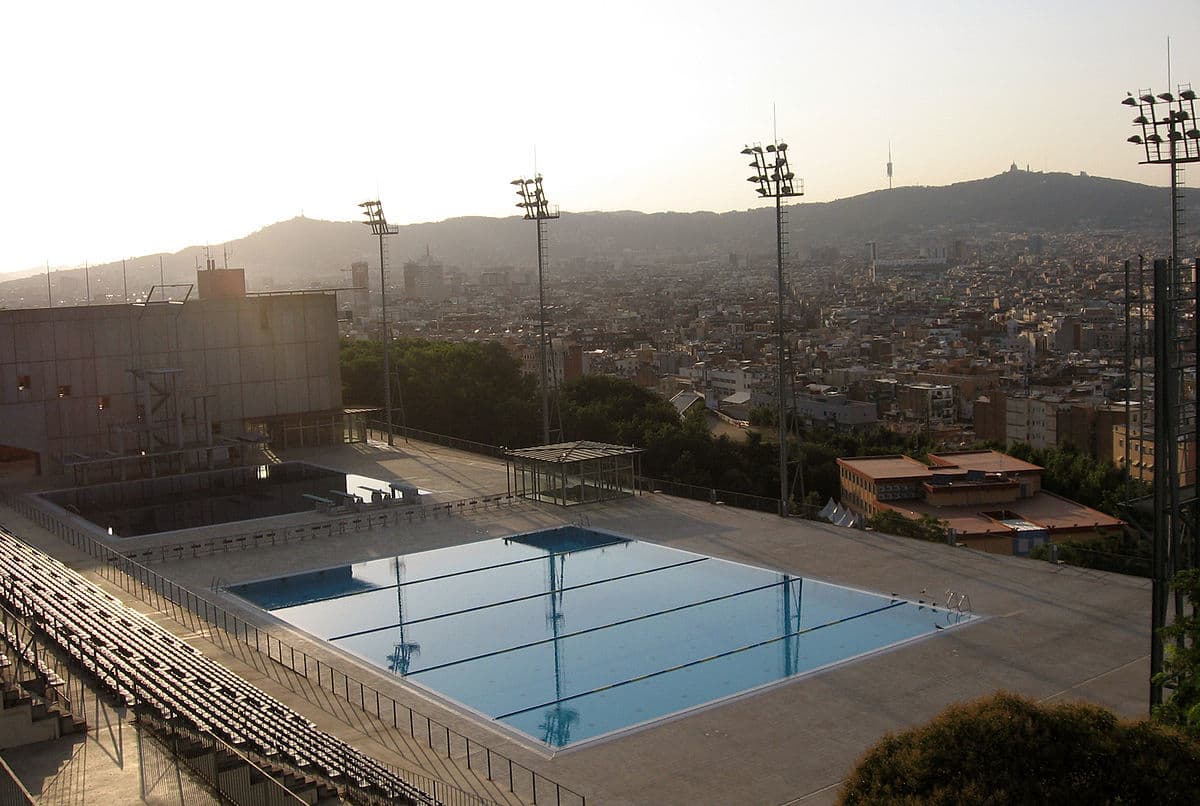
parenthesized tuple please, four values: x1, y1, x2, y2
(513, 175, 560, 445)
(361, 200, 400, 447)
(1121, 84, 1200, 709)
(741, 141, 804, 516)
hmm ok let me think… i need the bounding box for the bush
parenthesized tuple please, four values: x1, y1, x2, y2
(840, 692, 1200, 805)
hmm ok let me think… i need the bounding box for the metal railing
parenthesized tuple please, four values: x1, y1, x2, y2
(0, 755, 35, 806)
(134, 711, 310, 806)
(0, 490, 584, 806)
(635, 476, 822, 519)
(111, 491, 522, 566)
(367, 423, 508, 459)
(368, 421, 821, 520)
(0, 599, 84, 727)
(1, 597, 310, 806)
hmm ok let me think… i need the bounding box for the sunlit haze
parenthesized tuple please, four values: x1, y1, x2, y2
(2, 0, 1197, 274)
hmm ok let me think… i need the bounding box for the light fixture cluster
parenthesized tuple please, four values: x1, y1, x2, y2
(741, 142, 803, 198)
(359, 200, 399, 236)
(1122, 85, 1200, 164)
(511, 176, 559, 221)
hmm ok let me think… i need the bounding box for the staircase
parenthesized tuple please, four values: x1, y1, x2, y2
(155, 725, 341, 806)
(0, 654, 86, 749)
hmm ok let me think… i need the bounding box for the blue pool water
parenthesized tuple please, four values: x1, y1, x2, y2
(230, 527, 975, 748)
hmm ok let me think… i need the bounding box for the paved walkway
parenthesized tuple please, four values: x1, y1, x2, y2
(2, 439, 1151, 805)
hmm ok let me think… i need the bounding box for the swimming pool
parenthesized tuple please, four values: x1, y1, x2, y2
(230, 527, 976, 749)
(39, 462, 411, 537)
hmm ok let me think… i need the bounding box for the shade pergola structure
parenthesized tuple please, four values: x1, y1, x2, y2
(244, 407, 379, 450)
(506, 441, 643, 507)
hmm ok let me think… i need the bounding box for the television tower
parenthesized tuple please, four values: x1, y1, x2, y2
(887, 141, 894, 190)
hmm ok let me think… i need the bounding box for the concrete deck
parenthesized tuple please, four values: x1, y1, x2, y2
(2, 438, 1151, 805)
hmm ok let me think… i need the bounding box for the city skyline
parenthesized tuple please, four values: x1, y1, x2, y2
(2, 0, 1197, 275)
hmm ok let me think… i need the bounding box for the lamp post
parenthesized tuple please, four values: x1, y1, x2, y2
(741, 141, 803, 516)
(512, 175, 559, 445)
(360, 200, 400, 446)
(1121, 84, 1200, 709)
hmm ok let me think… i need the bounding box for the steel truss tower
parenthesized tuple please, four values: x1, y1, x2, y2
(741, 140, 804, 516)
(1120, 85, 1200, 709)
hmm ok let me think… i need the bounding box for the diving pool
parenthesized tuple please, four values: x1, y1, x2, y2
(230, 526, 975, 749)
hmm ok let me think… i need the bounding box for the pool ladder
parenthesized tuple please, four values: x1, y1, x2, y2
(944, 590, 973, 623)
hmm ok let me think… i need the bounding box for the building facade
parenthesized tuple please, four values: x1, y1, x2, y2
(0, 286, 348, 476)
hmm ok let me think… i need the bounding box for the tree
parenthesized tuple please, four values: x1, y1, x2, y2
(339, 338, 538, 447)
(1155, 569, 1200, 739)
(841, 692, 1200, 805)
(867, 509, 948, 543)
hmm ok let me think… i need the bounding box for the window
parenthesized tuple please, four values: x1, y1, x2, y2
(57, 385, 71, 398)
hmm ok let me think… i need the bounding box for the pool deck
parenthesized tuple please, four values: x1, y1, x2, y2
(1, 438, 1150, 805)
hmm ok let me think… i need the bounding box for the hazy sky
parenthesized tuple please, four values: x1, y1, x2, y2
(2, 0, 1197, 274)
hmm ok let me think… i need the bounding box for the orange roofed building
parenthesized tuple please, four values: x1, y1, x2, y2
(836, 450, 1123, 556)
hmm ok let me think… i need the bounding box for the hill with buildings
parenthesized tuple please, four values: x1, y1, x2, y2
(0, 168, 1193, 305)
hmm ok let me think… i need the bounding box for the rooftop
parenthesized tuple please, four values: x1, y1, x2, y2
(928, 450, 1043, 474)
(504, 440, 643, 463)
(837, 454, 932, 480)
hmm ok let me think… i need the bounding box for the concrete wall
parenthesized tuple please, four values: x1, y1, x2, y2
(0, 294, 342, 472)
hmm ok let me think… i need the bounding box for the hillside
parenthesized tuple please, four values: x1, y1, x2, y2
(1, 169, 1193, 303)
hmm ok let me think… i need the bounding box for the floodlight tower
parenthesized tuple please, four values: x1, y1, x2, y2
(512, 175, 560, 445)
(741, 141, 804, 516)
(1121, 84, 1200, 709)
(361, 200, 400, 446)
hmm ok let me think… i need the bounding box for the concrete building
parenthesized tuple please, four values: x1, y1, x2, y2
(897, 382, 954, 426)
(1005, 394, 1060, 449)
(1056, 402, 1129, 462)
(0, 274, 355, 477)
(837, 450, 1123, 555)
(402, 255, 446, 302)
(792, 392, 878, 429)
(1114, 424, 1198, 487)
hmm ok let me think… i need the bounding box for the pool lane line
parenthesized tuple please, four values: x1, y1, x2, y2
(325, 556, 710, 641)
(404, 576, 799, 677)
(491, 600, 908, 721)
(259, 537, 630, 607)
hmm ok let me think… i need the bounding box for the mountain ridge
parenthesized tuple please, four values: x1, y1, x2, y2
(2, 169, 1193, 303)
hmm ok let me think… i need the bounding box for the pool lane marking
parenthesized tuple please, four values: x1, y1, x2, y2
(325, 556, 710, 641)
(404, 577, 798, 677)
(491, 600, 908, 721)
(260, 537, 630, 607)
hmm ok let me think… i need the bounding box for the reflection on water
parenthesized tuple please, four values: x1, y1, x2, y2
(232, 526, 975, 748)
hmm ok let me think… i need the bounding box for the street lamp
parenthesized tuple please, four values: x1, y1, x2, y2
(1121, 84, 1200, 710)
(360, 200, 400, 446)
(513, 175, 560, 445)
(741, 140, 804, 516)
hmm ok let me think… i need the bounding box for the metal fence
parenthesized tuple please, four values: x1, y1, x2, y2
(634, 476, 822, 519)
(0, 756, 35, 806)
(367, 421, 819, 520)
(0, 491, 584, 806)
(114, 491, 521, 567)
(134, 712, 309, 806)
(367, 422, 508, 459)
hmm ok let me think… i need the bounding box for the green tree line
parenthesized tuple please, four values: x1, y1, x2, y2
(341, 339, 1144, 523)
